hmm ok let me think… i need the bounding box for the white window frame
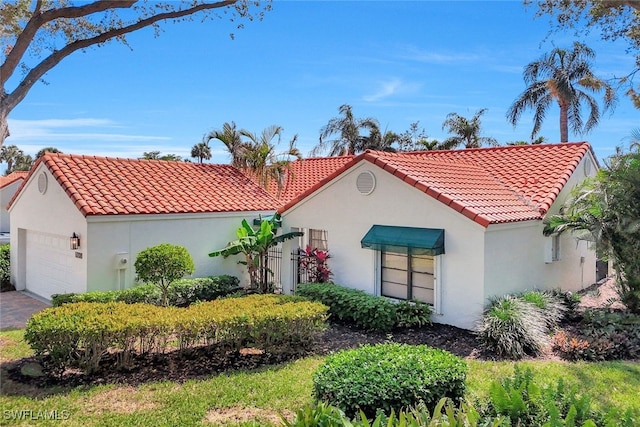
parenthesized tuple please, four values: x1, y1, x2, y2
(376, 249, 442, 314)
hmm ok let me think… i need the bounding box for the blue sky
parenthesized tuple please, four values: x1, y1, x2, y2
(5, 1, 639, 165)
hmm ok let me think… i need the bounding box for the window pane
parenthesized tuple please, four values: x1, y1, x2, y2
(310, 229, 328, 251)
(382, 252, 407, 270)
(382, 281, 408, 300)
(382, 268, 407, 285)
(411, 271, 433, 288)
(412, 286, 434, 304)
(411, 255, 434, 274)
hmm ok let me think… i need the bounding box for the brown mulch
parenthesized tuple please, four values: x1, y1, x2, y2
(2, 278, 623, 392)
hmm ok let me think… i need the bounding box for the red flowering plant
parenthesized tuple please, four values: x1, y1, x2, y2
(299, 245, 332, 283)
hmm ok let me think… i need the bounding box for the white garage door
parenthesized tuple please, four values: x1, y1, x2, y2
(25, 230, 85, 300)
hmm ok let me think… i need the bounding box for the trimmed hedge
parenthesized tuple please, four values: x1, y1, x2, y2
(25, 294, 328, 374)
(296, 283, 431, 331)
(312, 343, 467, 418)
(0, 244, 11, 291)
(51, 275, 240, 307)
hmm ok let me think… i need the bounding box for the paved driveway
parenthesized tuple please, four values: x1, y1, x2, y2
(0, 291, 51, 330)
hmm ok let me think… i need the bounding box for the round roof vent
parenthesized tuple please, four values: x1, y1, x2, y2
(356, 171, 376, 195)
(37, 172, 48, 194)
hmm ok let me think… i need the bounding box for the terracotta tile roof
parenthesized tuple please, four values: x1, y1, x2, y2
(14, 154, 279, 216)
(247, 155, 354, 204)
(0, 171, 28, 189)
(280, 142, 594, 227)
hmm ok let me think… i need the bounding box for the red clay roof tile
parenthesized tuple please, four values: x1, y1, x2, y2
(27, 154, 279, 217)
(280, 142, 593, 227)
(0, 171, 28, 189)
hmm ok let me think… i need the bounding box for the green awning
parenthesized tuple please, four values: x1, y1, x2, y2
(361, 225, 445, 256)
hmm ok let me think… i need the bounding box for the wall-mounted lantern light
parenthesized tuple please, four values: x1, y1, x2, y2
(70, 233, 80, 250)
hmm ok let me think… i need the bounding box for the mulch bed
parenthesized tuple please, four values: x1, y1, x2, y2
(4, 322, 493, 390)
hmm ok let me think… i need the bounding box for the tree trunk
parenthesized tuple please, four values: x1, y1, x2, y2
(559, 102, 568, 143)
(0, 109, 9, 149)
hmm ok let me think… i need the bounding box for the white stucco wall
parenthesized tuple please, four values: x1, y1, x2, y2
(9, 164, 88, 294)
(86, 211, 274, 292)
(282, 152, 598, 330)
(1, 179, 24, 233)
(281, 161, 487, 330)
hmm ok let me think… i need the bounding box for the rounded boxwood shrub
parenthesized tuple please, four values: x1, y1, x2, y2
(312, 343, 467, 417)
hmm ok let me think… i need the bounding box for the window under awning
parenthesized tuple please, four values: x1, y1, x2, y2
(360, 225, 445, 256)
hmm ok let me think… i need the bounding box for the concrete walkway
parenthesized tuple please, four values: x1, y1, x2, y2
(0, 291, 51, 330)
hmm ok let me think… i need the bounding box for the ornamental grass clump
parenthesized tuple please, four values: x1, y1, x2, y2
(476, 295, 548, 359)
(520, 290, 566, 329)
(312, 343, 467, 418)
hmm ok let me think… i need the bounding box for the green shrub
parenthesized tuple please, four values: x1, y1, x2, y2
(0, 244, 11, 291)
(312, 343, 467, 418)
(297, 283, 397, 331)
(117, 284, 162, 305)
(169, 275, 241, 307)
(134, 243, 195, 306)
(476, 295, 548, 359)
(52, 276, 239, 307)
(25, 295, 328, 374)
(393, 299, 432, 328)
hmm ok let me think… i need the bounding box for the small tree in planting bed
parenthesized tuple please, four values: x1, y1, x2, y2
(134, 243, 195, 306)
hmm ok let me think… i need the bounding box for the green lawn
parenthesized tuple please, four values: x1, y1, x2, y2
(1, 330, 639, 426)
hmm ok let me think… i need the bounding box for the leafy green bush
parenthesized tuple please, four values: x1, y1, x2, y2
(297, 283, 397, 331)
(52, 276, 239, 307)
(169, 275, 241, 307)
(25, 294, 328, 374)
(476, 295, 548, 359)
(0, 244, 12, 291)
(393, 299, 432, 328)
(134, 243, 195, 306)
(312, 343, 467, 418)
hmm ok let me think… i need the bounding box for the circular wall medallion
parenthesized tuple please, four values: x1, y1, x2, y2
(356, 171, 376, 195)
(37, 172, 48, 194)
(583, 160, 592, 176)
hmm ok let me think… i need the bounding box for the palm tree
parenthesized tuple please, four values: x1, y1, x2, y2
(36, 147, 62, 159)
(506, 42, 616, 143)
(190, 141, 212, 163)
(359, 124, 399, 152)
(204, 121, 247, 168)
(441, 108, 498, 149)
(0, 144, 22, 172)
(312, 104, 380, 156)
(240, 125, 302, 195)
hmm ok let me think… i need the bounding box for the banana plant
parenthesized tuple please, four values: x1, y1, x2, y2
(209, 213, 302, 293)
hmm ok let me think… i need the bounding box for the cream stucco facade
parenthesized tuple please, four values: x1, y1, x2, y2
(9, 163, 275, 299)
(281, 153, 598, 330)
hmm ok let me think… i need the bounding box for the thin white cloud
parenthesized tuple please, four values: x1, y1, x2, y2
(363, 78, 422, 102)
(7, 118, 169, 142)
(397, 45, 481, 64)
